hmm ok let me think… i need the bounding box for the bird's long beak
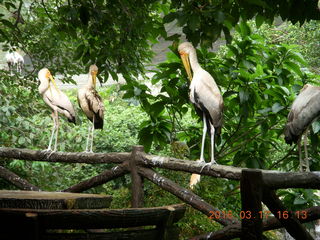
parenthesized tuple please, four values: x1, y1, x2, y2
(48, 72, 59, 92)
(91, 71, 97, 88)
(180, 52, 193, 81)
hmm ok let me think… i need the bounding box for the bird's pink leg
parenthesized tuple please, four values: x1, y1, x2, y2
(210, 124, 217, 165)
(90, 115, 95, 152)
(302, 131, 310, 172)
(53, 110, 59, 152)
(47, 112, 56, 151)
(298, 139, 302, 169)
(200, 113, 207, 162)
(85, 123, 91, 152)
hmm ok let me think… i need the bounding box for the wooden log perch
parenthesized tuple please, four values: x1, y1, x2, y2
(63, 162, 129, 193)
(140, 153, 243, 180)
(1, 147, 320, 190)
(140, 153, 320, 189)
(0, 166, 40, 191)
(0, 190, 112, 209)
(0, 147, 130, 164)
(190, 206, 320, 240)
(137, 166, 239, 226)
(263, 171, 320, 189)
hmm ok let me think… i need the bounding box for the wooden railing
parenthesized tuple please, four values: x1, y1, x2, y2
(0, 146, 320, 239)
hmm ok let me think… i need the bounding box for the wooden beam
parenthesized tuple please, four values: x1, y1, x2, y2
(137, 166, 239, 226)
(0, 190, 112, 209)
(140, 153, 243, 180)
(262, 188, 313, 240)
(130, 146, 144, 208)
(0, 147, 130, 164)
(263, 171, 320, 189)
(140, 152, 320, 189)
(2, 147, 320, 190)
(0, 204, 186, 229)
(240, 169, 263, 240)
(63, 162, 129, 193)
(0, 166, 40, 191)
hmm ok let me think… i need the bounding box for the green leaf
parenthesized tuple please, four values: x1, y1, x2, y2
(293, 196, 307, 205)
(271, 102, 284, 113)
(163, 12, 177, 23)
(18, 137, 25, 145)
(312, 121, 320, 134)
(255, 14, 265, 28)
(284, 61, 303, 77)
(188, 14, 200, 32)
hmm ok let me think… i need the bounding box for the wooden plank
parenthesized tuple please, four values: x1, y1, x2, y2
(130, 146, 144, 208)
(0, 190, 112, 209)
(137, 166, 239, 226)
(42, 227, 179, 240)
(63, 162, 129, 193)
(262, 188, 313, 240)
(0, 204, 186, 229)
(240, 169, 263, 240)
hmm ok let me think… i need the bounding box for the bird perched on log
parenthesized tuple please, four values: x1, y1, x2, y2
(78, 65, 104, 152)
(38, 68, 76, 151)
(178, 42, 224, 188)
(284, 84, 320, 172)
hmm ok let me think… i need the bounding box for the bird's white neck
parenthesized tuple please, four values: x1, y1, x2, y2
(87, 74, 96, 88)
(38, 77, 49, 95)
(189, 48, 202, 72)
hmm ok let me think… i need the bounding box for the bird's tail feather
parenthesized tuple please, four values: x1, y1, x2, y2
(190, 174, 201, 189)
(68, 116, 76, 125)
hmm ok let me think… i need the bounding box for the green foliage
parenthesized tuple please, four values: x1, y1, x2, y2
(254, 21, 320, 74)
(1, 1, 320, 238)
(164, 0, 320, 47)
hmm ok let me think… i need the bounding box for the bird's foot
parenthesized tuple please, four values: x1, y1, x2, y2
(84, 150, 93, 153)
(41, 148, 55, 159)
(197, 160, 218, 173)
(42, 148, 52, 153)
(195, 159, 212, 173)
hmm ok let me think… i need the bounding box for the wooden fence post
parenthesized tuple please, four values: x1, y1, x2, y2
(240, 169, 263, 240)
(130, 145, 144, 208)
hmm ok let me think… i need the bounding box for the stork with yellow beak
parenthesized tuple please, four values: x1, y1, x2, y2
(38, 68, 76, 151)
(77, 65, 104, 152)
(178, 42, 224, 189)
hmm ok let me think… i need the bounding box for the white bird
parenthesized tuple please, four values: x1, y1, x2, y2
(38, 68, 76, 151)
(5, 51, 24, 74)
(77, 65, 104, 152)
(178, 42, 224, 189)
(284, 84, 320, 172)
(14, 52, 24, 73)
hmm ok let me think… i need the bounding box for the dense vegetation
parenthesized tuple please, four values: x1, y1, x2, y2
(1, 0, 320, 238)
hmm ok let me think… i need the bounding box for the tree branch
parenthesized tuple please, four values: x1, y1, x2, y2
(0, 166, 40, 191)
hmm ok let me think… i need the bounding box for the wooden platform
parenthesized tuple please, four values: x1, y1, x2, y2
(0, 190, 112, 209)
(0, 190, 186, 240)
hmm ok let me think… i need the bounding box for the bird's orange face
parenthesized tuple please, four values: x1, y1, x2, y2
(91, 69, 98, 87)
(90, 65, 98, 88)
(179, 51, 193, 82)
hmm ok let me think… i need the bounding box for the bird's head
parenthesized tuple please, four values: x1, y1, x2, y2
(89, 64, 98, 88)
(38, 68, 59, 91)
(178, 42, 194, 82)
